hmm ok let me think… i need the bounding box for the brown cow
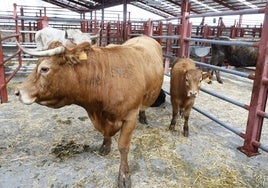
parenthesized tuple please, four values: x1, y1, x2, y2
(15, 36, 164, 188)
(169, 58, 202, 137)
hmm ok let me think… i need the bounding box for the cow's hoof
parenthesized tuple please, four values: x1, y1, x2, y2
(139, 117, 148, 124)
(217, 80, 223, 84)
(99, 144, 111, 156)
(118, 172, 131, 188)
(169, 124, 175, 131)
(138, 111, 148, 124)
(183, 130, 189, 137)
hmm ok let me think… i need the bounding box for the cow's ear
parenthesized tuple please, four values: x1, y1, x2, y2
(77, 42, 91, 51)
(65, 42, 92, 64)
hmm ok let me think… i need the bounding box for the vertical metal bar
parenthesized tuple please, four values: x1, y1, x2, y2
(29, 22, 32, 42)
(122, 0, 127, 42)
(178, 11, 190, 57)
(164, 23, 172, 74)
(0, 34, 8, 103)
(107, 22, 111, 45)
(238, 2, 268, 156)
(145, 19, 153, 36)
(20, 7, 25, 42)
(178, 0, 191, 58)
(157, 21, 163, 44)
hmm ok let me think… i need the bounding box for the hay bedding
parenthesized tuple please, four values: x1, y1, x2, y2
(0, 72, 268, 188)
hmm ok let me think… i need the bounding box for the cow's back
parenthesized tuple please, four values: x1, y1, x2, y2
(124, 36, 164, 109)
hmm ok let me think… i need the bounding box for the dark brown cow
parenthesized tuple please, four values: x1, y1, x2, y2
(210, 36, 258, 83)
(169, 58, 202, 137)
(15, 36, 164, 188)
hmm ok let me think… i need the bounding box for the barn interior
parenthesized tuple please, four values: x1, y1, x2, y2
(41, 0, 267, 17)
(0, 1, 268, 187)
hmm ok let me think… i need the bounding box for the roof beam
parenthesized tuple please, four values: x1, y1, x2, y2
(132, 1, 175, 18)
(42, 0, 85, 13)
(211, 0, 238, 11)
(164, 0, 200, 14)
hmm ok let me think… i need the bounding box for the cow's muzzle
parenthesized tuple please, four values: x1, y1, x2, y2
(15, 88, 36, 105)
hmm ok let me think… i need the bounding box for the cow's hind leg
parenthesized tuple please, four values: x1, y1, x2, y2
(215, 70, 223, 84)
(138, 110, 148, 124)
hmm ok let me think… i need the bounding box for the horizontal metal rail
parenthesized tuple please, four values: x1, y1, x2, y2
(258, 143, 268, 153)
(200, 87, 250, 110)
(154, 8, 264, 23)
(17, 16, 86, 23)
(187, 8, 265, 19)
(154, 15, 183, 22)
(162, 88, 268, 152)
(163, 54, 255, 80)
(164, 70, 250, 111)
(152, 35, 180, 39)
(194, 61, 255, 79)
(187, 38, 258, 47)
(192, 106, 244, 137)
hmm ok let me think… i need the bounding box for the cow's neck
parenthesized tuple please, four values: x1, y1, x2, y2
(68, 58, 108, 108)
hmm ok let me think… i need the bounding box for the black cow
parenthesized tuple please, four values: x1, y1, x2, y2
(210, 36, 258, 83)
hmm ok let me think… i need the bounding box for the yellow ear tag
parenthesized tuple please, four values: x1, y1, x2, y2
(79, 51, 87, 60)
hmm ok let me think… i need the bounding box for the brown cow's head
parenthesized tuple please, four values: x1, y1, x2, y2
(15, 41, 92, 108)
(185, 69, 203, 98)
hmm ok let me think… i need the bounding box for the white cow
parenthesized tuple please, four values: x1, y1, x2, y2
(35, 27, 100, 50)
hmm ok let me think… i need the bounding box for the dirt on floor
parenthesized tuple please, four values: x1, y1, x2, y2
(0, 72, 268, 188)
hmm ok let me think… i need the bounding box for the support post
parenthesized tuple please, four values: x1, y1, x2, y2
(0, 33, 7, 103)
(238, 2, 268, 156)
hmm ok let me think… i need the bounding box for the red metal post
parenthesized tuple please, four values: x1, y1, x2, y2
(145, 19, 153, 36)
(107, 22, 111, 45)
(0, 34, 8, 103)
(117, 21, 122, 43)
(126, 21, 131, 40)
(164, 23, 173, 74)
(80, 13, 86, 32)
(156, 21, 163, 44)
(178, 12, 191, 58)
(29, 22, 33, 42)
(122, 0, 127, 42)
(178, 0, 191, 58)
(238, 2, 268, 156)
(20, 7, 25, 42)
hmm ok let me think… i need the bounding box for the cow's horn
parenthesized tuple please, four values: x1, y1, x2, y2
(16, 41, 65, 57)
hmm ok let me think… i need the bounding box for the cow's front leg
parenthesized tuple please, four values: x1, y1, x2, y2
(169, 107, 179, 131)
(182, 106, 192, 137)
(117, 111, 137, 188)
(99, 136, 111, 156)
(183, 115, 189, 137)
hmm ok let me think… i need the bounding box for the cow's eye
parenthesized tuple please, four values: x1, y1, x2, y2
(40, 67, 49, 74)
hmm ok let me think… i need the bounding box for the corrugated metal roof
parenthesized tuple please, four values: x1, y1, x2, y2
(41, 0, 267, 18)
